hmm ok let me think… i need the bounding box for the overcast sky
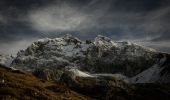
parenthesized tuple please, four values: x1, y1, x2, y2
(0, 0, 170, 55)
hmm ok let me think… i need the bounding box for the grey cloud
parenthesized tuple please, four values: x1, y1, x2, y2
(0, 38, 38, 55)
(0, 0, 170, 54)
(136, 41, 170, 53)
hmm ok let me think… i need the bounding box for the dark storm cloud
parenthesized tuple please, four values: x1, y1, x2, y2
(0, 0, 170, 54)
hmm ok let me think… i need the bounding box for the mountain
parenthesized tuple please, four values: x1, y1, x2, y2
(11, 34, 170, 83)
(2, 34, 170, 99)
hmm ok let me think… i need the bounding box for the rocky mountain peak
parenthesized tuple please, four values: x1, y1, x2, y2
(62, 34, 82, 45)
(94, 35, 116, 47)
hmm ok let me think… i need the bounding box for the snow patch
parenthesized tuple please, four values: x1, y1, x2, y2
(69, 69, 94, 77)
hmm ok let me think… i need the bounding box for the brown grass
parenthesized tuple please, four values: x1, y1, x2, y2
(0, 65, 90, 100)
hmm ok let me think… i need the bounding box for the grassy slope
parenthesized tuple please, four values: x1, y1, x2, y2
(0, 65, 90, 100)
(0, 64, 170, 100)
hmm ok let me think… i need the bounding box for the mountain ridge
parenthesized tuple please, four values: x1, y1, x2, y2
(9, 34, 170, 83)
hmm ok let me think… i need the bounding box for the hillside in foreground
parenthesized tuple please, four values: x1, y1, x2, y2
(0, 64, 90, 100)
(0, 64, 170, 100)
